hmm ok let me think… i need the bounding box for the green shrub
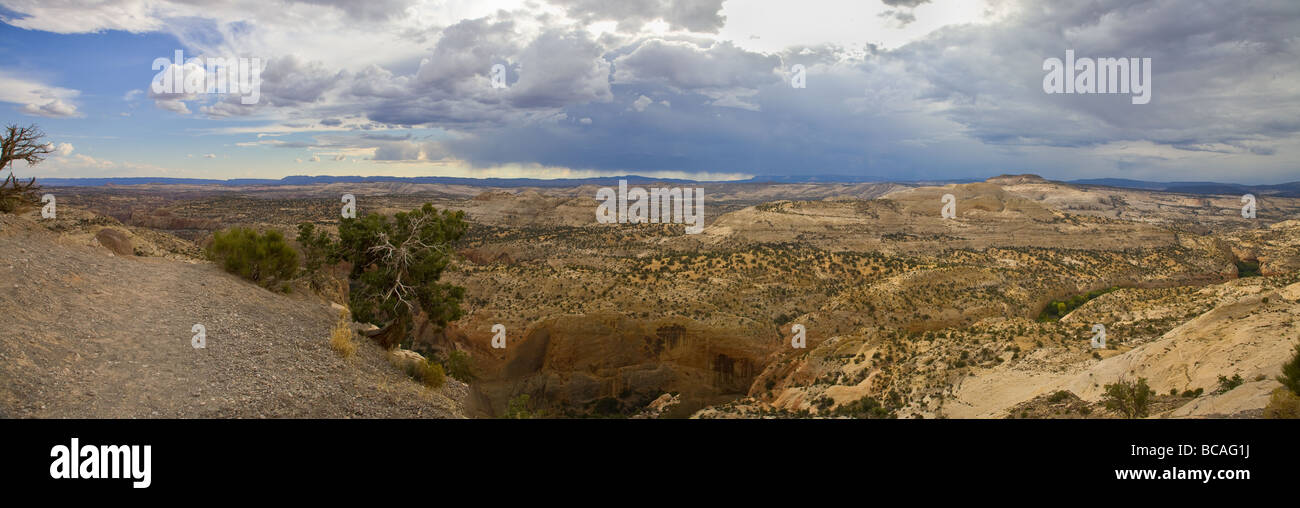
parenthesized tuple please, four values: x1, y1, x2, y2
(830, 395, 894, 419)
(207, 228, 298, 290)
(419, 360, 445, 388)
(1216, 374, 1244, 394)
(444, 350, 475, 383)
(295, 222, 337, 275)
(1102, 377, 1153, 418)
(507, 394, 533, 419)
(1038, 287, 1120, 321)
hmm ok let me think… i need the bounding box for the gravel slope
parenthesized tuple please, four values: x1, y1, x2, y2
(0, 212, 467, 418)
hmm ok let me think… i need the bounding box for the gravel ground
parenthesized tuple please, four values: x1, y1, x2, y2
(0, 212, 468, 418)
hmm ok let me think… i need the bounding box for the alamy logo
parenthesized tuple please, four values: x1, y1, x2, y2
(50, 438, 152, 488)
(1043, 50, 1151, 105)
(341, 194, 357, 219)
(940, 193, 956, 219)
(151, 50, 262, 105)
(1090, 323, 1107, 349)
(596, 180, 705, 234)
(41, 193, 56, 218)
(790, 64, 806, 89)
(490, 64, 507, 89)
(491, 323, 506, 349)
(1241, 194, 1256, 219)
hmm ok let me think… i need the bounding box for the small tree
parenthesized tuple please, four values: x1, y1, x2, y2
(294, 222, 342, 295)
(338, 203, 466, 349)
(1103, 377, 1154, 418)
(0, 123, 53, 213)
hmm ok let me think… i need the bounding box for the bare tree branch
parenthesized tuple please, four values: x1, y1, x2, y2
(1, 124, 55, 170)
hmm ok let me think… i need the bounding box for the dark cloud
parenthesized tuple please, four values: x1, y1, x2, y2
(258, 54, 346, 105)
(508, 29, 612, 108)
(613, 39, 781, 90)
(892, 0, 1300, 152)
(290, 0, 417, 22)
(881, 0, 930, 7)
(880, 10, 917, 26)
(549, 0, 726, 33)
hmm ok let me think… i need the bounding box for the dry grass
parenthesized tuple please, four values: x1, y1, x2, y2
(1264, 388, 1300, 419)
(419, 360, 446, 388)
(328, 310, 356, 358)
(385, 349, 446, 389)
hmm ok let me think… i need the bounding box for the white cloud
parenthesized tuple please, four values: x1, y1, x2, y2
(0, 0, 163, 34)
(0, 71, 82, 117)
(154, 99, 191, 114)
(630, 94, 653, 112)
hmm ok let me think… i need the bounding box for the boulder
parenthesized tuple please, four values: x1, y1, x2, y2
(94, 228, 133, 256)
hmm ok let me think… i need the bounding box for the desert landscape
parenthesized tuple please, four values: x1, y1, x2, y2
(3, 174, 1297, 419)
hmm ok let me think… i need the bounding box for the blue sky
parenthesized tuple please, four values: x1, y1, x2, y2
(1, 0, 1297, 183)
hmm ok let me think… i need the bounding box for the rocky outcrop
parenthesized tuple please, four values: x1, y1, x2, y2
(472, 312, 779, 417)
(94, 228, 134, 256)
(631, 393, 682, 419)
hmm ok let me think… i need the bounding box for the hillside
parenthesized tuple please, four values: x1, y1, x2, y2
(0, 210, 469, 418)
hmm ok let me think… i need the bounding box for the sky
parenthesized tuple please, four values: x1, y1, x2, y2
(0, 0, 1297, 183)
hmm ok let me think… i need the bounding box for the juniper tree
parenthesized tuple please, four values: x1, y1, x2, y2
(0, 123, 53, 213)
(337, 203, 466, 348)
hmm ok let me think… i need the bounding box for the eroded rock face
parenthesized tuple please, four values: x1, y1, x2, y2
(632, 393, 682, 419)
(94, 228, 133, 256)
(472, 312, 778, 417)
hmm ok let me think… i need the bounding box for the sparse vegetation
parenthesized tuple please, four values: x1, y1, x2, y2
(828, 395, 894, 419)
